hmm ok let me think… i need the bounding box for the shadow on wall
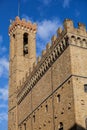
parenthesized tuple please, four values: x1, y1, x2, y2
(69, 124, 85, 130)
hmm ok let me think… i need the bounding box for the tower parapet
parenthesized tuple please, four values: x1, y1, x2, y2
(9, 16, 37, 35)
(63, 19, 87, 36)
(64, 19, 74, 31)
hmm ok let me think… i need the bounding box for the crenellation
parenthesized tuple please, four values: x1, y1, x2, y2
(46, 42, 51, 50)
(42, 50, 46, 56)
(57, 27, 63, 36)
(37, 56, 41, 62)
(78, 22, 86, 32)
(64, 19, 74, 32)
(9, 16, 37, 35)
(51, 35, 57, 44)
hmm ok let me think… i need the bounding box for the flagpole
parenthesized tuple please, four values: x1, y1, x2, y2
(18, 0, 20, 17)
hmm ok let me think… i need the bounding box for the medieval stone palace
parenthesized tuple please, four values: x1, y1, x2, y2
(8, 16, 87, 130)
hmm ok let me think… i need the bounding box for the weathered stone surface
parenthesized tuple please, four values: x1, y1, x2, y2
(8, 18, 87, 130)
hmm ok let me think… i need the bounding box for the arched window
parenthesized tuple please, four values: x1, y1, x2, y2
(13, 34, 15, 39)
(23, 33, 28, 56)
(85, 118, 87, 129)
(59, 122, 63, 130)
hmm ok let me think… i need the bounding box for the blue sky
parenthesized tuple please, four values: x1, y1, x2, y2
(0, 0, 87, 130)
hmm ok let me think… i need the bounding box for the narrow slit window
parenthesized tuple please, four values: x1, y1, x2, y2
(45, 105, 48, 112)
(23, 33, 28, 56)
(24, 123, 26, 130)
(33, 115, 35, 122)
(57, 94, 60, 102)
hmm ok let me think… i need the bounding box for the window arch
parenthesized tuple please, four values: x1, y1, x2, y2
(23, 33, 28, 56)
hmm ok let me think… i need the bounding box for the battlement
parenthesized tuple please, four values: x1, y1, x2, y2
(9, 16, 37, 35)
(17, 19, 87, 104)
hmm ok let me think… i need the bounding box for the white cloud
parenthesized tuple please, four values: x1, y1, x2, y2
(0, 46, 7, 53)
(0, 35, 3, 43)
(1, 46, 7, 53)
(37, 19, 61, 40)
(0, 35, 7, 53)
(63, 0, 71, 8)
(0, 57, 9, 78)
(0, 87, 8, 101)
(36, 18, 61, 56)
(0, 113, 8, 123)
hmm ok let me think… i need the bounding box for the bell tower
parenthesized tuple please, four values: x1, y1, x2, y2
(8, 16, 37, 130)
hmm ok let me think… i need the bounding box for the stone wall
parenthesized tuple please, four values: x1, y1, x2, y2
(8, 18, 87, 130)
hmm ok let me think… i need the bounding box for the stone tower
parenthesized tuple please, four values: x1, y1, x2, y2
(8, 16, 37, 130)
